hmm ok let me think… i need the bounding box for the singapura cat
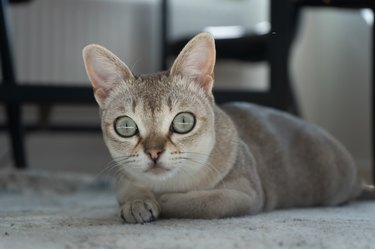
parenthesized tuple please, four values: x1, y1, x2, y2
(83, 32, 374, 224)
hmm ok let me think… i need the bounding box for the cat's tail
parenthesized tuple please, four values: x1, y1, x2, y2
(357, 184, 375, 200)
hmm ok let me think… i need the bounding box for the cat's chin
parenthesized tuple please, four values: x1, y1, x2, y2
(145, 163, 171, 176)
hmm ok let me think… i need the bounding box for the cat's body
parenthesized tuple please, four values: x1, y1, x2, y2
(222, 102, 361, 210)
(83, 33, 369, 224)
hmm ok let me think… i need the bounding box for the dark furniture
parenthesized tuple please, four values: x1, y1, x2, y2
(161, 0, 300, 114)
(0, 0, 97, 169)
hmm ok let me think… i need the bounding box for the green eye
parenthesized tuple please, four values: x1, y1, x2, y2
(172, 112, 196, 134)
(114, 116, 138, 138)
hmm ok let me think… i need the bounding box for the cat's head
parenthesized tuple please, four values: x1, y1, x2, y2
(83, 33, 217, 184)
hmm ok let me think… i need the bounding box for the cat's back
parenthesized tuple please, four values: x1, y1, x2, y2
(220, 102, 361, 209)
(220, 102, 348, 159)
(221, 102, 314, 162)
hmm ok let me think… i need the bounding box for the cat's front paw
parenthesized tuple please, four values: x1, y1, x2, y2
(120, 199, 160, 224)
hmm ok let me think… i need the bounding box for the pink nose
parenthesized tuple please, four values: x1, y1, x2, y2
(145, 148, 164, 162)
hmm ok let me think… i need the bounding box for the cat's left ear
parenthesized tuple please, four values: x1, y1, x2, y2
(170, 32, 216, 95)
(82, 44, 134, 108)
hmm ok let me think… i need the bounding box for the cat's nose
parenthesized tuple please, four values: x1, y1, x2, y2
(145, 148, 164, 162)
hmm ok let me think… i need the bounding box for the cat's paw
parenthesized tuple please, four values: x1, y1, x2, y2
(120, 199, 160, 224)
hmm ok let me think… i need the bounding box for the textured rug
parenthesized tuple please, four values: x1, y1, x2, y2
(0, 169, 374, 249)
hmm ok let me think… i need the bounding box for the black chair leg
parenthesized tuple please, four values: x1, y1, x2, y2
(285, 75, 300, 116)
(372, 7, 375, 184)
(6, 103, 27, 169)
(371, 3, 375, 184)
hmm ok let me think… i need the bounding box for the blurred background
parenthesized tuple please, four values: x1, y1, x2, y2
(0, 0, 373, 182)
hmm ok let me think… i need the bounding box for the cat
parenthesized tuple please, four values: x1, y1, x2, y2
(83, 32, 373, 224)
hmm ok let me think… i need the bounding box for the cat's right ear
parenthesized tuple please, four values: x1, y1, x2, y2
(82, 44, 134, 108)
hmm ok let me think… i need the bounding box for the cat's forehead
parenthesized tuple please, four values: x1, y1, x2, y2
(136, 73, 204, 101)
(105, 73, 207, 117)
(132, 72, 174, 100)
(131, 73, 177, 112)
(135, 71, 169, 82)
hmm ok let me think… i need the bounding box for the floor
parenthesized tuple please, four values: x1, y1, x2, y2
(0, 169, 374, 249)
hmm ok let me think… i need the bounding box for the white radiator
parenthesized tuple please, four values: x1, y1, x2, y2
(8, 0, 161, 85)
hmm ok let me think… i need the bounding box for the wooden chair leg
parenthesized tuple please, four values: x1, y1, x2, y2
(6, 103, 27, 169)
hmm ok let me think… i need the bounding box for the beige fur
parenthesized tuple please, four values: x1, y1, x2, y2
(83, 33, 363, 224)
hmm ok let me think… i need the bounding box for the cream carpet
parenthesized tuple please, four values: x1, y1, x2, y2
(0, 169, 374, 249)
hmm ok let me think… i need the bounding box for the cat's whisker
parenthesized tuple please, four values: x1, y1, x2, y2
(116, 158, 136, 165)
(179, 151, 210, 158)
(114, 167, 126, 179)
(177, 152, 210, 162)
(95, 159, 121, 178)
(95, 164, 118, 178)
(130, 57, 143, 72)
(114, 155, 137, 163)
(96, 154, 138, 178)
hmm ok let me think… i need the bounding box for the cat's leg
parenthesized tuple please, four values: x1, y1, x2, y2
(159, 188, 261, 219)
(116, 179, 160, 224)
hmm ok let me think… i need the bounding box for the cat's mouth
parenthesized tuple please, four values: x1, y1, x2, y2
(145, 163, 171, 175)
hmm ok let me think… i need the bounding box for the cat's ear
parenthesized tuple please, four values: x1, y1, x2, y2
(170, 32, 216, 94)
(82, 44, 134, 108)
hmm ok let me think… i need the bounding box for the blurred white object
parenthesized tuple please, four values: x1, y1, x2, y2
(292, 9, 371, 175)
(204, 26, 246, 39)
(361, 9, 374, 26)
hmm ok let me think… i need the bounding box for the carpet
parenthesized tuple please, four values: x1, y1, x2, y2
(0, 169, 374, 249)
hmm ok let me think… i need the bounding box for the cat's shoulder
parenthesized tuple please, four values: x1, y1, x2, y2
(219, 102, 311, 131)
(220, 102, 328, 138)
(220, 102, 295, 121)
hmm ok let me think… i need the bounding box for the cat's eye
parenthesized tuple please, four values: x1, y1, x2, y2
(114, 116, 138, 138)
(171, 112, 196, 134)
